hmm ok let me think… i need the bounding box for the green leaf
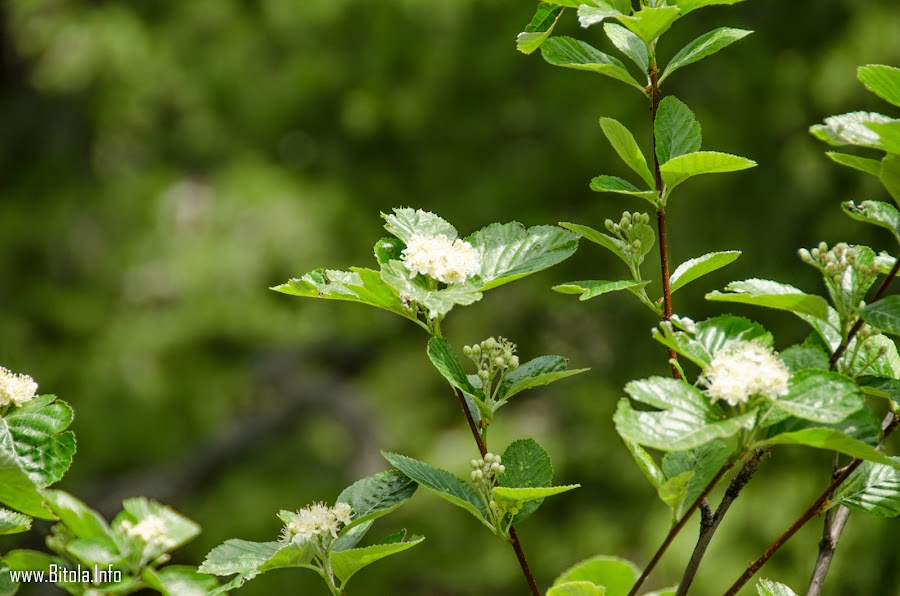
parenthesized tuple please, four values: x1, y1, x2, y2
(142, 566, 220, 596)
(766, 407, 882, 448)
(706, 279, 831, 321)
(2, 396, 75, 488)
(64, 537, 123, 566)
(810, 111, 895, 150)
(381, 452, 489, 526)
(861, 295, 900, 336)
(553, 280, 651, 301)
(779, 345, 829, 374)
(499, 438, 553, 523)
(616, 7, 682, 45)
(466, 222, 580, 290)
(669, 251, 741, 293)
(770, 370, 864, 424)
(577, 1, 624, 28)
(858, 64, 900, 108)
(661, 440, 729, 518)
(426, 336, 491, 420)
(655, 96, 702, 165)
(496, 356, 587, 401)
(115, 496, 201, 556)
(624, 441, 666, 491)
(0, 449, 51, 519)
(842, 200, 900, 239)
(492, 485, 579, 504)
(0, 509, 31, 535)
(43, 490, 116, 543)
(373, 237, 404, 267)
(559, 222, 631, 266)
(380, 261, 483, 320)
(336, 470, 418, 535)
(830, 457, 900, 517)
(660, 27, 752, 83)
(271, 267, 419, 324)
(553, 555, 639, 596)
(541, 37, 645, 92)
(330, 537, 424, 585)
(657, 471, 693, 517)
(517, 3, 566, 55)
(653, 314, 772, 369)
(4, 550, 69, 591)
(826, 152, 883, 177)
(660, 151, 756, 191)
(757, 578, 799, 596)
(604, 23, 648, 73)
(382, 208, 457, 242)
(672, 0, 746, 15)
(599, 118, 656, 188)
(615, 377, 756, 451)
(589, 175, 658, 204)
(867, 120, 900, 154)
(882, 153, 900, 204)
(0, 563, 15, 596)
(548, 582, 606, 596)
(763, 429, 899, 467)
(333, 521, 373, 552)
(199, 539, 281, 576)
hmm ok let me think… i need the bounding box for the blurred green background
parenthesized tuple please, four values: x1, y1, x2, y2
(2, 0, 900, 594)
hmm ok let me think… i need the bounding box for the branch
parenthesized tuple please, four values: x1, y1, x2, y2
(674, 447, 771, 596)
(454, 389, 541, 596)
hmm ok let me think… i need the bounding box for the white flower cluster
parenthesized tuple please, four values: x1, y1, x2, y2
(401, 233, 480, 285)
(279, 502, 353, 546)
(701, 341, 791, 406)
(0, 367, 38, 408)
(122, 515, 174, 550)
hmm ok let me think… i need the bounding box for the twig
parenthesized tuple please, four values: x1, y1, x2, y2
(722, 413, 900, 596)
(675, 447, 771, 596)
(455, 389, 541, 596)
(626, 458, 736, 596)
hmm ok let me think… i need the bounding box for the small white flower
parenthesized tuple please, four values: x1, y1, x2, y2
(701, 341, 790, 406)
(333, 502, 353, 526)
(124, 515, 174, 549)
(0, 367, 38, 408)
(401, 233, 480, 285)
(279, 502, 352, 545)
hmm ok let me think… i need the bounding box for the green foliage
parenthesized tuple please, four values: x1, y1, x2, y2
(763, 429, 899, 468)
(830, 457, 900, 517)
(329, 537, 425, 584)
(669, 251, 741, 294)
(861, 296, 900, 336)
(498, 438, 553, 523)
(654, 97, 703, 165)
(551, 555, 640, 596)
(541, 37, 645, 92)
(335, 471, 418, 533)
(599, 118, 657, 188)
(517, 3, 566, 55)
(660, 440, 730, 518)
(757, 578, 799, 596)
(659, 151, 757, 192)
(497, 357, 589, 401)
(0, 508, 31, 536)
(768, 370, 864, 425)
(661, 28, 753, 83)
(552, 279, 652, 301)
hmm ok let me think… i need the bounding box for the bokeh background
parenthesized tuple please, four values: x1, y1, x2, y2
(2, 0, 900, 594)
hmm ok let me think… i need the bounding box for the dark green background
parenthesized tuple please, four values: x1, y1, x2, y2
(2, 0, 899, 594)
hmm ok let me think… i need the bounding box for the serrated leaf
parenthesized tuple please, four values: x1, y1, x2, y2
(43, 490, 116, 543)
(426, 336, 491, 420)
(615, 377, 756, 451)
(765, 407, 882, 448)
(657, 471, 692, 517)
(0, 449, 51, 519)
(867, 120, 900, 154)
(861, 295, 900, 336)
(660, 151, 756, 191)
(498, 438, 553, 523)
(272, 267, 419, 324)
(553, 555, 639, 596)
(757, 579, 799, 596)
(382, 208, 457, 242)
(199, 539, 281, 576)
(380, 261, 482, 320)
(670, 251, 740, 293)
(762, 428, 899, 467)
(142, 566, 220, 596)
(779, 345, 829, 374)
(858, 64, 900, 108)
(517, 3, 566, 55)
(0, 509, 31, 535)
(672, 0, 746, 15)
(706, 279, 831, 321)
(335, 470, 417, 535)
(661, 440, 729, 518)
(3, 396, 75, 488)
(330, 537, 424, 585)
(541, 37, 644, 92)
(381, 452, 489, 526)
(826, 153, 883, 177)
(810, 111, 895, 149)
(589, 175, 658, 204)
(599, 118, 656, 188)
(553, 279, 651, 301)
(617, 7, 682, 44)
(466, 222, 579, 290)
(661, 27, 751, 83)
(577, 1, 624, 28)
(333, 521, 373, 552)
(624, 441, 666, 491)
(559, 222, 631, 266)
(496, 356, 587, 400)
(604, 23, 648, 73)
(492, 484, 579, 504)
(655, 97, 702, 165)
(842, 200, 900, 239)
(768, 370, 864, 424)
(830, 457, 900, 517)
(653, 314, 772, 369)
(548, 582, 607, 596)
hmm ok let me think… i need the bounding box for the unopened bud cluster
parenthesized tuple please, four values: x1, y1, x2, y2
(605, 211, 651, 253)
(470, 452, 506, 483)
(464, 337, 519, 388)
(798, 242, 878, 285)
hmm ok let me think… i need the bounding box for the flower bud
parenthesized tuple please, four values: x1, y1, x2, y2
(495, 357, 505, 367)
(471, 459, 480, 469)
(509, 356, 519, 368)
(463, 345, 472, 356)
(798, 248, 811, 263)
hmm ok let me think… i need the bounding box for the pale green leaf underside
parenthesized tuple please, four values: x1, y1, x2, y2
(868, 121, 900, 154)
(625, 441, 666, 491)
(706, 278, 831, 320)
(330, 538, 424, 585)
(559, 222, 632, 266)
(382, 208, 457, 242)
(757, 579, 799, 596)
(762, 429, 899, 468)
(827, 152, 882, 177)
(577, 1, 624, 28)
(842, 200, 900, 239)
(661, 27, 752, 83)
(617, 7, 682, 45)
(600, 117, 656, 188)
(669, 250, 740, 293)
(0, 508, 32, 535)
(660, 151, 756, 190)
(830, 457, 900, 517)
(553, 279, 650, 301)
(541, 37, 644, 92)
(810, 111, 895, 150)
(590, 175, 658, 204)
(492, 485, 579, 505)
(604, 23, 648, 73)
(380, 261, 482, 320)
(517, 3, 565, 55)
